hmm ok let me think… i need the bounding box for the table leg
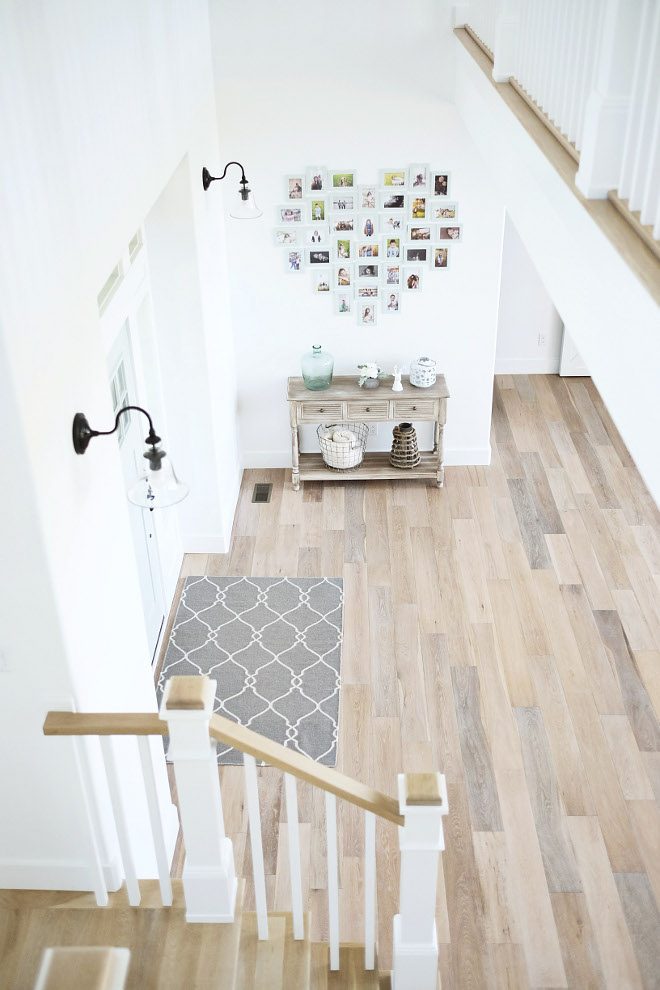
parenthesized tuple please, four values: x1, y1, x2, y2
(436, 422, 445, 488)
(433, 420, 440, 455)
(291, 426, 300, 491)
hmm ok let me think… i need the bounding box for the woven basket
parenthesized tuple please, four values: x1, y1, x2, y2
(317, 422, 368, 470)
(389, 422, 420, 469)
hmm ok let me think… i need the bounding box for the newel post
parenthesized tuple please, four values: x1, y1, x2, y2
(161, 676, 237, 923)
(392, 772, 448, 989)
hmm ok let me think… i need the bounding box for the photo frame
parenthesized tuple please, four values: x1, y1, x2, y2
(403, 243, 430, 265)
(379, 168, 408, 188)
(431, 171, 451, 197)
(379, 191, 406, 212)
(357, 241, 379, 259)
(303, 225, 330, 246)
(333, 235, 352, 262)
(285, 249, 304, 273)
(330, 169, 356, 189)
(381, 212, 405, 234)
(410, 195, 428, 220)
(358, 300, 378, 327)
(330, 215, 356, 233)
(409, 163, 430, 191)
(274, 227, 302, 247)
(358, 185, 377, 210)
(404, 266, 424, 291)
(383, 263, 401, 285)
(432, 246, 450, 270)
(357, 214, 379, 239)
(307, 248, 331, 266)
(311, 271, 331, 293)
(357, 262, 380, 281)
(306, 166, 327, 194)
(356, 284, 379, 298)
(330, 191, 357, 212)
(439, 223, 462, 242)
(408, 223, 432, 241)
(430, 199, 457, 220)
(334, 292, 353, 314)
(382, 288, 401, 313)
(309, 198, 327, 223)
(382, 236, 401, 260)
(333, 264, 353, 288)
(278, 205, 304, 224)
(286, 175, 305, 200)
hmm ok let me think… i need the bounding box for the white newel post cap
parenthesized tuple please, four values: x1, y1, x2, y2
(160, 676, 217, 759)
(397, 772, 448, 847)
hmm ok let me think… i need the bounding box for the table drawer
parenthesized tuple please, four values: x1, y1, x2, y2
(346, 400, 389, 419)
(299, 401, 343, 421)
(393, 399, 436, 418)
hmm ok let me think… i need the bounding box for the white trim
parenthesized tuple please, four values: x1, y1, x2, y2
(243, 446, 492, 468)
(445, 445, 492, 465)
(494, 357, 560, 373)
(0, 857, 123, 891)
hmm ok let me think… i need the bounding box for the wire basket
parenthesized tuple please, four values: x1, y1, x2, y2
(317, 422, 368, 470)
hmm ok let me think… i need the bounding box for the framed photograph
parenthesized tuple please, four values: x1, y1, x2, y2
(330, 215, 356, 233)
(404, 266, 424, 291)
(274, 227, 302, 247)
(431, 171, 451, 197)
(403, 243, 430, 265)
(384, 263, 401, 285)
(382, 235, 401, 259)
(333, 264, 353, 288)
(439, 223, 462, 241)
(358, 214, 379, 239)
(409, 163, 430, 191)
(433, 246, 450, 270)
(408, 223, 432, 241)
(330, 191, 357, 212)
(379, 168, 408, 188)
(278, 205, 304, 224)
(334, 292, 352, 314)
(286, 175, 305, 200)
(311, 272, 331, 293)
(303, 225, 330, 246)
(357, 262, 379, 281)
(358, 300, 378, 327)
(307, 248, 331, 266)
(381, 212, 405, 234)
(379, 191, 406, 211)
(410, 195, 427, 220)
(382, 288, 401, 313)
(309, 198, 327, 223)
(285, 249, 304, 272)
(358, 185, 377, 210)
(356, 284, 379, 298)
(330, 169, 356, 188)
(357, 241, 379, 259)
(430, 199, 457, 220)
(306, 166, 327, 193)
(333, 236, 352, 261)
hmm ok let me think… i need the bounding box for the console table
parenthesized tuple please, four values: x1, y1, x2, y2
(287, 375, 449, 490)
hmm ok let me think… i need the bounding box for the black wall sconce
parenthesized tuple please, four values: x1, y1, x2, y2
(201, 161, 262, 219)
(72, 406, 189, 508)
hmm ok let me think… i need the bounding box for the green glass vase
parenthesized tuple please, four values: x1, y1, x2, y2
(301, 345, 334, 391)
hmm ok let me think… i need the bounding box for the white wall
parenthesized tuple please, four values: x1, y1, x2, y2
(0, 0, 240, 887)
(455, 38, 660, 506)
(210, 0, 503, 467)
(495, 215, 563, 373)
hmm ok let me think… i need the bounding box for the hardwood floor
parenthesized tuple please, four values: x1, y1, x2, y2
(3, 375, 660, 988)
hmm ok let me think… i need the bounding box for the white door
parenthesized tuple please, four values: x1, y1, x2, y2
(107, 324, 166, 660)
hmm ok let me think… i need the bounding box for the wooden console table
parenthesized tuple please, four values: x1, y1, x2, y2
(287, 375, 449, 490)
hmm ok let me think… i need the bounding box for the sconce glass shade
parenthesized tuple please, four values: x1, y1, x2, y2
(127, 451, 189, 508)
(230, 187, 263, 220)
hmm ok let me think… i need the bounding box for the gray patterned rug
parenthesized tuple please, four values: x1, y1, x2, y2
(157, 576, 343, 765)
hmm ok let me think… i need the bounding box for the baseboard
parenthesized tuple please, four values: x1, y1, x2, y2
(0, 857, 123, 892)
(446, 445, 491, 466)
(242, 450, 291, 469)
(494, 358, 560, 374)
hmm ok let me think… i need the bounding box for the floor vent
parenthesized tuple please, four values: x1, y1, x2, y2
(252, 483, 273, 504)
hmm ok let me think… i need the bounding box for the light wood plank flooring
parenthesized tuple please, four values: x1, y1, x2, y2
(3, 375, 660, 988)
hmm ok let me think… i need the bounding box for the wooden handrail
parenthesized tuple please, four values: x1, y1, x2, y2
(43, 710, 404, 826)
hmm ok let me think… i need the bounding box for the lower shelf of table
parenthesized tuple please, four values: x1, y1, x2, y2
(296, 450, 441, 482)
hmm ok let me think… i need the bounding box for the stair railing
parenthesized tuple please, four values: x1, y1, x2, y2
(44, 675, 448, 989)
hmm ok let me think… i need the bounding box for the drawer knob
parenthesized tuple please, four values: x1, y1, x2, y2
(412, 405, 417, 411)
(319, 408, 324, 412)
(366, 407, 370, 412)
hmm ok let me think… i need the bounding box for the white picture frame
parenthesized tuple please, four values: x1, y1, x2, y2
(329, 169, 357, 190)
(333, 264, 354, 289)
(432, 246, 450, 270)
(409, 193, 428, 220)
(380, 211, 405, 234)
(379, 167, 408, 188)
(356, 241, 380, 260)
(356, 262, 380, 282)
(334, 291, 353, 314)
(379, 191, 407, 212)
(357, 299, 378, 327)
(309, 197, 328, 223)
(409, 163, 430, 192)
(306, 166, 327, 194)
(332, 235, 353, 262)
(404, 266, 424, 291)
(303, 225, 330, 246)
(307, 247, 331, 266)
(329, 190, 358, 212)
(403, 243, 431, 265)
(438, 223, 462, 242)
(431, 171, 451, 197)
(285, 249, 304, 273)
(382, 288, 402, 313)
(356, 284, 379, 299)
(329, 215, 356, 233)
(285, 174, 305, 200)
(407, 223, 432, 241)
(383, 262, 402, 285)
(381, 235, 402, 260)
(274, 226, 303, 247)
(357, 213, 379, 239)
(358, 184, 377, 210)
(311, 271, 331, 293)
(277, 204, 304, 224)
(430, 199, 457, 220)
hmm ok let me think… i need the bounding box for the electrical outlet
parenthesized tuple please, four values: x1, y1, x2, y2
(538, 333, 546, 346)
(368, 423, 378, 436)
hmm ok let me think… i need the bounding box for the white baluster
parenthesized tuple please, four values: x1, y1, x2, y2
(71, 735, 108, 906)
(492, 0, 519, 83)
(364, 811, 376, 971)
(619, 0, 652, 198)
(100, 737, 141, 906)
(567, 0, 590, 142)
(137, 736, 173, 906)
(161, 676, 237, 923)
(285, 773, 305, 940)
(244, 754, 269, 940)
(326, 791, 340, 971)
(637, 9, 660, 222)
(391, 773, 448, 990)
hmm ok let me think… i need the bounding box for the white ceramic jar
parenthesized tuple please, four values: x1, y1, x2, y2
(410, 356, 437, 388)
